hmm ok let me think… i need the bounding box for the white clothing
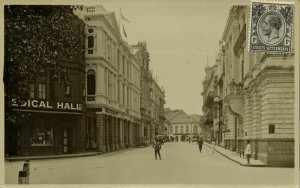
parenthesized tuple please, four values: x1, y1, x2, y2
(244, 143, 252, 155)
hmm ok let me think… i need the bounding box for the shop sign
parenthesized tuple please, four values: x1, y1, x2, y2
(12, 99, 83, 111)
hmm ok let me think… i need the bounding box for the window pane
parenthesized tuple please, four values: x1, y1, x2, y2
(28, 83, 34, 98)
(87, 70, 95, 95)
(88, 36, 94, 48)
(38, 83, 46, 99)
(31, 127, 53, 146)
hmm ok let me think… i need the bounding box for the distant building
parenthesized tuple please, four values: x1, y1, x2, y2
(165, 109, 202, 142)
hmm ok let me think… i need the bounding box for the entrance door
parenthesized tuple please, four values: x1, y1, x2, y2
(63, 128, 68, 153)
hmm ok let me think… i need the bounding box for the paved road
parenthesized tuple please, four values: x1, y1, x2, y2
(5, 142, 295, 185)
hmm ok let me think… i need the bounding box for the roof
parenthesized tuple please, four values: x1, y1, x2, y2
(165, 109, 186, 121)
(171, 114, 200, 124)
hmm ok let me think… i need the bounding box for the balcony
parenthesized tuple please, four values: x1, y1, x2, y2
(224, 79, 244, 117)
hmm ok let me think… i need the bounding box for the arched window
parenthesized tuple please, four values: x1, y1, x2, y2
(87, 69, 95, 95)
(180, 126, 183, 133)
(186, 125, 189, 133)
(175, 126, 178, 134)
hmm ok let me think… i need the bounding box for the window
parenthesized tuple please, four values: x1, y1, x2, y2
(31, 127, 53, 146)
(86, 7, 95, 12)
(28, 83, 34, 98)
(186, 125, 189, 133)
(87, 70, 95, 95)
(66, 85, 70, 95)
(269, 124, 275, 134)
(38, 83, 46, 99)
(180, 126, 183, 133)
(88, 36, 94, 48)
(175, 126, 178, 134)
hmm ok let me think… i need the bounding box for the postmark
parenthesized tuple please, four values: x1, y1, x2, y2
(249, 0, 294, 53)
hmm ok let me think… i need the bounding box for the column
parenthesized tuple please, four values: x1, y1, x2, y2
(114, 117, 119, 150)
(110, 116, 115, 151)
(120, 119, 125, 148)
(96, 113, 106, 153)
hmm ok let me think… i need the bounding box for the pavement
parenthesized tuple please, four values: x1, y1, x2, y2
(6, 142, 267, 167)
(204, 142, 267, 167)
(5, 142, 294, 185)
(5, 151, 102, 162)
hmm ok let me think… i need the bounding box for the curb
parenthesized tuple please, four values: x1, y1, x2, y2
(5, 152, 102, 162)
(204, 143, 267, 167)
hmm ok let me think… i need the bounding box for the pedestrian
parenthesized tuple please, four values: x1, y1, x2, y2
(244, 140, 252, 164)
(153, 139, 162, 160)
(212, 139, 216, 153)
(197, 136, 204, 152)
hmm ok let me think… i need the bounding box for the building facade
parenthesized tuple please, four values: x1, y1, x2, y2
(130, 42, 152, 143)
(5, 12, 86, 156)
(203, 6, 295, 167)
(201, 65, 217, 142)
(165, 109, 202, 142)
(150, 78, 166, 137)
(83, 6, 142, 152)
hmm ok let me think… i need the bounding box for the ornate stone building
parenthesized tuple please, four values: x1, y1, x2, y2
(83, 6, 141, 152)
(130, 42, 152, 142)
(150, 78, 165, 137)
(201, 65, 217, 142)
(205, 6, 295, 167)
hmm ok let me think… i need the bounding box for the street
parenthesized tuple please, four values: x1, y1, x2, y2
(5, 142, 294, 185)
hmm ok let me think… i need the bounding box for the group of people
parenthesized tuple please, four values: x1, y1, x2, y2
(152, 136, 253, 164)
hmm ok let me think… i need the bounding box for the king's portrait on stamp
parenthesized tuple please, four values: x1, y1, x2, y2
(259, 11, 284, 45)
(249, 0, 294, 53)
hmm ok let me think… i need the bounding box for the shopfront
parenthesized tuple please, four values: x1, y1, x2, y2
(6, 99, 86, 156)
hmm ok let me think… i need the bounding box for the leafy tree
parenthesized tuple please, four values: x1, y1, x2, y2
(4, 5, 84, 122)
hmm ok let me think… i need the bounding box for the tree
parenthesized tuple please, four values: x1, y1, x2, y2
(4, 5, 84, 122)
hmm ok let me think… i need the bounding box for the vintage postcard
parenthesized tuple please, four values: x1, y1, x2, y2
(1, 0, 299, 188)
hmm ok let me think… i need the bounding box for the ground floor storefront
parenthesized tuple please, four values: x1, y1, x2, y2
(5, 111, 86, 156)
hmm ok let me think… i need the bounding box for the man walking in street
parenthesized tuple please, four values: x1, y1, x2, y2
(153, 139, 162, 160)
(197, 136, 204, 153)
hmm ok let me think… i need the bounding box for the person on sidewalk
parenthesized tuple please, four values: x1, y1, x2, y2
(212, 139, 216, 153)
(153, 139, 162, 160)
(244, 140, 252, 164)
(197, 136, 204, 153)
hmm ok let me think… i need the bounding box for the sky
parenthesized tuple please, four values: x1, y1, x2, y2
(97, 0, 250, 115)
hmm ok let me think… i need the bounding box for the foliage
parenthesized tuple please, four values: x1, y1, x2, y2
(4, 5, 84, 122)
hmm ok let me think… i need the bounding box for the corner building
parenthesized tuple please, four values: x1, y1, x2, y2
(83, 6, 141, 152)
(216, 6, 294, 167)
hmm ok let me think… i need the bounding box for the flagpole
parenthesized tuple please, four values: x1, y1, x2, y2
(119, 8, 121, 34)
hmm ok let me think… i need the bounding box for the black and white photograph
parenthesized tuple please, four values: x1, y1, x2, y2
(1, 0, 299, 187)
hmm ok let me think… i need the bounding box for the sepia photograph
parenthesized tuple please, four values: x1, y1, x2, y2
(1, 0, 299, 187)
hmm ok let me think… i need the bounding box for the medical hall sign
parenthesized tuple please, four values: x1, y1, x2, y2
(12, 99, 84, 111)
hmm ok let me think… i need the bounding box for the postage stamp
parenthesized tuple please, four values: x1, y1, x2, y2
(249, 0, 294, 53)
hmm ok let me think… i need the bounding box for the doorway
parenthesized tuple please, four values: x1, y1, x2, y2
(63, 128, 69, 153)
